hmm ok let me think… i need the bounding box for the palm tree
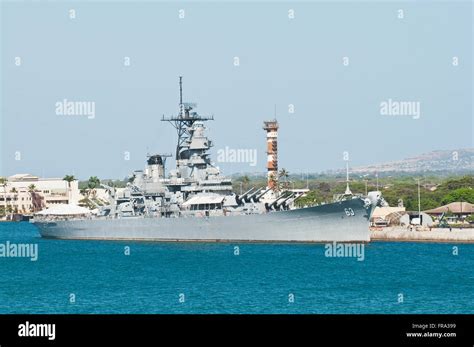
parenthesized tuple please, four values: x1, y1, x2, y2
(87, 176, 100, 199)
(28, 184, 39, 213)
(87, 176, 100, 189)
(6, 205, 13, 219)
(63, 175, 75, 204)
(10, 187, 18, 217)
(269, 174, 279, 192)
(279, 168, 290, 190)
(238, 175, 251, 193)
(279, 168, 289, 180)
(0, 177, 8, 218)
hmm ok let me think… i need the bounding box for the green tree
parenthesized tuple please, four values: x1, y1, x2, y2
(9, 187, 18, 217)
(28, 184, 38, 212)
(294, 190, 324, 208)
(63, 175, 75, 184)
(318, 182, 331, 193)
(63, 175, 76, 204)
(419, 197, 439, 210)
(87, 176, 100, 189)
(441, 188, 474, 205)
(440, 176, 474, 191)
(0, 177, 8, 218)
(234, 175, 251, 193)
(269, 174, 279, 192)
(279, 168, 290, 190)
(87, 176, 101, 198)
(241, 175, 251, 187)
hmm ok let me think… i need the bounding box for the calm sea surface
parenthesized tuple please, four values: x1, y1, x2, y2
(0, 222, 473, 314)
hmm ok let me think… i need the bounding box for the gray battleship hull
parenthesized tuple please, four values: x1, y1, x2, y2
(35, 198, 373, 243)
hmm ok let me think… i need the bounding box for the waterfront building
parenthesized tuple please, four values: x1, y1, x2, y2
(371, 206, 406, 227)
(425, 202, 474, 224)
(0, 174, 80, 215)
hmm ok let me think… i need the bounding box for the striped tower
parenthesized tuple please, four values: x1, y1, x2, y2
(263, 120, 279, 189)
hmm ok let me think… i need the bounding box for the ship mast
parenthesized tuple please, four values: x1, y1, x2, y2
(179, 77, 183, 105)
(179, 76, 183, 116)
(162, 76, 214, 166)
(345, 162, 352, 195)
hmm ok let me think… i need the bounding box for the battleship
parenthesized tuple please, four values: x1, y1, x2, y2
(33, 77, 384, 242)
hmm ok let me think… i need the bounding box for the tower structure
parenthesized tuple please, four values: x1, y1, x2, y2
(263, 120, 279, 189)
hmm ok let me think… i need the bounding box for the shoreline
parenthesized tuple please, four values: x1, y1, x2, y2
(371, 227, 474, 243)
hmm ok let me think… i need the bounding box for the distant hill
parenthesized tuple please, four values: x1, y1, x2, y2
(349, 149, 473, 175)
(224, 149, 473, 178)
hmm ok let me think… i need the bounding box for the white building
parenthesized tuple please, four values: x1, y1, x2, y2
(0, 174, 80, 215)
(371, 206, 406, 227)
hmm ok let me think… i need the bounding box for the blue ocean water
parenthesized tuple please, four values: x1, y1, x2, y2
(0, 222, 473, 314)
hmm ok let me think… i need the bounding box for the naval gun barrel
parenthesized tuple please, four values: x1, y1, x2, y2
(282, 191, 306, 209)
(236, 187, 255, 205)
(246, 187, 264, 202)
(240, 187, 255, 198)
(276, 193, 296, 210)
(253, 187, 272, 202)
(266, 192, 291, 211)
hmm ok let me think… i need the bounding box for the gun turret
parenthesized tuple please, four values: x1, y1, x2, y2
(276, 193, 295, 210)
(266, 192, 292, 211)
(236, 187, 255, 205)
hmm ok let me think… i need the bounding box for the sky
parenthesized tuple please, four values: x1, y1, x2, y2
(0, 0, 472, 180)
